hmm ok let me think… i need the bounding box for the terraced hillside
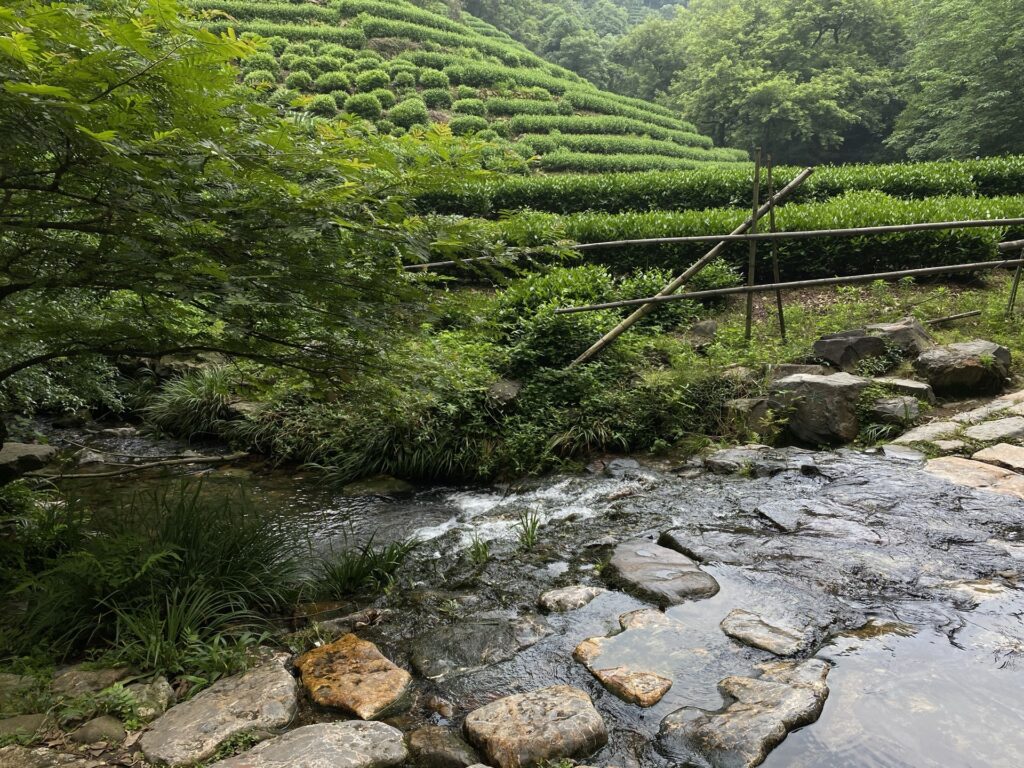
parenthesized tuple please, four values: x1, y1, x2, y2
(188, 0, 747, 172)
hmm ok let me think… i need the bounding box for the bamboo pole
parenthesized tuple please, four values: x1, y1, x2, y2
(555, 257, 1024, 314)
(569, 166, 815, 366)
(925, 310, 982, 325)
(745, 148, 762, 341)
(767, 155, 786, 341)
(1007, 248, 1024, 318)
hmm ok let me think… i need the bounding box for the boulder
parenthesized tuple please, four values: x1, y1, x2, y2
(537, 585, 606, 613)
(704, 446, 817, 478)
(723, 398, 778, 440)
(69, 715, 125, 745)
(487, 379, 522, 406)
(463, 686, 607, 768)
(913, 340, 1011, 396)
(811, 330, 887, 371)
(688, 320, 718, 351)
(962, 416, 1024, 443)
(50, 665, 131, 698)
(658, 659, 831, 768)
(0, 746, 94, 767)
(766, 364, 833, 380)
(972, 443, 1024, 472)
(772, 373, 870, 445)
(208, 722, 408, 768)
(874, 377, 936, 404)
(0, 443, 57, 483)
(605, 539, 720, 607)
(340, 475, 414, 497)
(868, 396, 920, 425)
(865, 317, 934, 356)
(140, 658, 298, 767)
(410, 615, 549, 682)
(125, 677, 175, 721)
(0, 714, 47, 739)
(720, 610, 809, 656)
(295, 634, 412, 720)
(408, 726, 481, 768)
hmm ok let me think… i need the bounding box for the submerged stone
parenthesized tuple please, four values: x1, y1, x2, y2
(538, 585, 606, 612)
(208, 722, 408, 768)
(295, 634, 412, 720)
(463, 686, 607, 768)
(408, 725, 481, 768)
(658, 659, 831, 768)
(720, 610, 809, 656)
(0, 443, 57, 483)
(605, 539, 720, 607)
(140, 658, 298, 767)
(410, 615, 550, 681)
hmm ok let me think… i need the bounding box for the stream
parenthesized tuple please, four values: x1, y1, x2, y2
(45, 425, 1024, 767)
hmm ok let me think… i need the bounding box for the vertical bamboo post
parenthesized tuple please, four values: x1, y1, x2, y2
(569, 166, 814, 367)
(1008, 249, 1024, 318)
(767, 155, 786, 341)
(744, 148, 762, 341)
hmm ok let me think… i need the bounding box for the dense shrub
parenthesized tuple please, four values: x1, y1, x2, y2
(521, 133, 746, 162)
(449, 115, 488, 135)
(418, 68, 449, 88)
(344, 92, 383, 120)
(375, 119, 396, 134)
(355, 68, 391, 91)
(287, 55, 319, 75)
(452, 97, 486, 116)
(282, 42, 312, 56)
(422, 87, 452, 109)
(266, 86, 299, 109)
(240, 52, 279, 73)
(508, 114, 713, 148)
(314, 70, 350, 93)
(331, 91, 348, 110)
(264, 35, 288, 55)
(537, 151, 701, 173)
(243, 69, 277, 87)
(392, 70, 416, 89)
(389, 97, 429, 128)
(484, 98, 559, 117)
(313, 55, 344, 72)
(205, 20, 366, 49)
(371, 88, 397, 109)
(563, 90, 699, 133)
(307, 94, 338, 116)
(344, 58, 382, 74)
(455, 84, 478, 100)
(284, 70, 313, 90)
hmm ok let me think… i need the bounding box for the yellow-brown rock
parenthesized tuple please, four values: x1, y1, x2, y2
(295, 634, 412, 720)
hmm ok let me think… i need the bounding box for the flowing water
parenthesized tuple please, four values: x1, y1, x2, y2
(48, 426, 1024, 767)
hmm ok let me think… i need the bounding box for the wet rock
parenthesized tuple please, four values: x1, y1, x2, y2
(125, 677, 175, 721)
(772, 373, 870, 445)
(605, 458, 641, 477)
(295, 634, 412, 720)
(925, 457, 1024, 500)
(913, 340, 1011, 396)
(0, 714, 47, 739)
(317, 607, 393, 637)
(658, 659, 831, 768)
(463, 686, 607, 768)
(69, 715, 125, 744)
(812, 330, 887, 371)
(766, 364, 832, 380)
(538, 585, 607, 612)
(605, 538, 720, 607)
(973, 443, 1024, 471)
(0, 443, 57, 483)
(881, 444, 926, 462)
(98, 426, 137, 438)
(574, 610, 676, 706)
(411, 615, 538, 682)
(73, 449, 106, 466)
(341, 475, 414, 497)
(865, 317, 934, 356)
(868, 396, 920, 425)
(874, 377, 936, 404)
(963, 416, 1024, 443)
(890, 420, 960, 445)
(140, 657, 298, 767)
(704, 445, 815, 478)
(0, 746, 95, 767)
(50, 665, 131, 698)
(720, 610, 809, 656)
(208, 722, 408, 768)
(409, 725, 481, 768)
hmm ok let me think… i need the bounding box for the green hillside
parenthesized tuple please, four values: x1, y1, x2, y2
(189, 0, 747, 172)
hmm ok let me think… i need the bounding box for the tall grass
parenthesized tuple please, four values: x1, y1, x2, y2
(143, 367, 234, 438)
(314, 536, 418, 598)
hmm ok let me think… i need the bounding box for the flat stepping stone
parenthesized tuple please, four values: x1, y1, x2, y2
(538, 585, 606, 612)
(410, 615, 550, 682)
(140, 657, 298, 767)
(891, 420, 959, 445)
(973, 443, 1024, 471)
(295, 634, 411, 720)
(408, 725, 481, 768)
(925, 457, 1024, 500)
(574, 609, 677, 706)
(463, 686, 607, 768)
(962, 416, 1024, 443)
(658, 659, 831, 768)
(208, 722, 407, 768)
(605, 539, 719, 607)
(720, 610, 809, 656)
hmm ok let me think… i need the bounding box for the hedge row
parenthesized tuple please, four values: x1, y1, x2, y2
(205, 20, 367, 47)
(488, 192, 1024, 279)
(562, 90, 697, 134)
(190, 1, 338, 24)
(536, 151, 705, 173)
(335, 0, 469, 34)
(443, 61, 575, 95)
(520, 133, 747, 163)
(416, 156, 1024, 216)
(507, 114, 714, 148)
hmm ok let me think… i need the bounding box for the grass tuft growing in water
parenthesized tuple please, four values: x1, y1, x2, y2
(143, 367, 235, 438)
(313, 536, 419, 599)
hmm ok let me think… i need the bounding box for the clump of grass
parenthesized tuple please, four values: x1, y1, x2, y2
(516, 509, 541, 550)
(314, 536, 418, 599)
(143, 367, 234, 438)
(468, 534, 489, 565)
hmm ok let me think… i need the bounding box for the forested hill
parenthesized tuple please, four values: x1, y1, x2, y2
(188, 0, 747, 173)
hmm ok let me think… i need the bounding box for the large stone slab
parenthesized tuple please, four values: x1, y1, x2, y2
(962, 417, 1024, 443)
(295, 634, 411, 720)
(463, 686, 607, 768)
(720, 610, 809, 657)
(208, 722, 407, 768)
(658, 659, 831, 768)
(973, 443, 1024, 471)
(0, 443, 57, 483)
(538, 585, 606, 613)
(772, 373, 870, 445)
(890, 420, 960, 445)
(864, 317, 934, 356)
(925, 457, 1024, 500)
(605, 539, 719, 607)
(811, 330, 887, 371)
(874, 377, 936, 404)
(410, 615, 550, 682)
(913, 340, 1011, 396)
(408, 725, 481, 768)
(51, 665, 131, 698)
(868, 396, 919, 425)
(140, 658, 298, 767)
